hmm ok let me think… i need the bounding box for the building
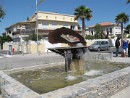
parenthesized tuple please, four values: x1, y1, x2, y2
(5, 11, 81, 42)
(3, 11, 81, 54)
(86, 22, 121, 37)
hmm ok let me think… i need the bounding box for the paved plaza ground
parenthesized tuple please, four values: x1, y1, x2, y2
(0, 52, 64, 70)
(0, 52, 130, 98)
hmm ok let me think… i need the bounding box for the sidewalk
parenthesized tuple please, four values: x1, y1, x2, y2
(110, 56, 130, 98)
(110, 86, 130, 98)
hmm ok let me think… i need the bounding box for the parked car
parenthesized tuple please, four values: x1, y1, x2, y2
(88, 41, 110, 51)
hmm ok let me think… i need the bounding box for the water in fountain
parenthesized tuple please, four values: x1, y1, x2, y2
(81, 49, 110, 76)
(64, 50, 72, 71)
(65, 75, 78, 81)
(83, 49, 93, 61)
(70, 57, 85, 73)
(64, 46, 95, 73)
(9, 61, 130, 94)
(84, 70, 103, 76)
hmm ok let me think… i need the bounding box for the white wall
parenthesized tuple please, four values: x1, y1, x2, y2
(44, 40, 61, 52)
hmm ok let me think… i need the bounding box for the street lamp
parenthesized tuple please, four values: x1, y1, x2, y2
(35, 0, 45, 54)
(35, 0, 39, 54)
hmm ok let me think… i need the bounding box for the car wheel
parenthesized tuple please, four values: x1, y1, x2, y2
(107, 47, 110, 50)
(98, 48, 100, 52)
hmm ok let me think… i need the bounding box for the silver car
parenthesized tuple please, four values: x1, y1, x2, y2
(88, 41, 110, 51)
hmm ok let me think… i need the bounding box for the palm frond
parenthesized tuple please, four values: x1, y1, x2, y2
(0, 6, 5, 19)
(74, 5, 93, 32)
(115, 12, 129, 24)
(127, 0, 130, 4)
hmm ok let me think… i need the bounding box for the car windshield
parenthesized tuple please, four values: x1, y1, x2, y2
(93, 41, 101, 45)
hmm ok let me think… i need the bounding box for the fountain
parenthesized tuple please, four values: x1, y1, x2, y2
(48, 27, 87, 72)
(1, 27, 130, 98)
(9, 60, 129, 94)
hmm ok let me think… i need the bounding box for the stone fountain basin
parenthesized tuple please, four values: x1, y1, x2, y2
(0, 61, 130, 98)
(48, 46, 87, 59)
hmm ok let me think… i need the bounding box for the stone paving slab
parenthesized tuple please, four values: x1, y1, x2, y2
(112, 57, 130, 63)
(109, 86, 130, 98)
(109, 57, 130, 98)
(0, 53, 64, 70)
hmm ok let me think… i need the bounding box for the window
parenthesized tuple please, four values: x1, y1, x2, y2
(110, 28, 112, 33)
(8, 30, 11, 34)
(115, 27, 120, 29)
(91, 31, 93, 35)
(78, 26, 81, 30)
(101, 41, 104, 44)
(63, 24, 68, 28)
(46, 16, 48, 19)
(71, 25, 75, 30)
(51, 23, 57, 26)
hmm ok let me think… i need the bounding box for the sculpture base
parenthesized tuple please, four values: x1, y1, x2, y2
(48, 47, 87, 72)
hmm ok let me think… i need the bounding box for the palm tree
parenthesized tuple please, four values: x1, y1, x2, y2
(115, 12, 129, 41)
(94, 24, 103, 39)
(0, 35, 12, 49)
(74, 5, 93, 38)
(0, 6, 5, 21)
(125, 24, 130, 34)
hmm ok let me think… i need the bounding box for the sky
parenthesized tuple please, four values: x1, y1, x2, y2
(0, 0, 130, 35)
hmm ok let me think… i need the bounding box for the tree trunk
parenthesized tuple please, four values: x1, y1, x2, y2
(82, 19, 86, 38)
(121, 23, 124, 45)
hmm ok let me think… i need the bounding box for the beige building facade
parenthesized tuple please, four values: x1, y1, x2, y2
(29, 11, 79, 30)
(5, 11, 80, 38)
(3, 11, 81, 53)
